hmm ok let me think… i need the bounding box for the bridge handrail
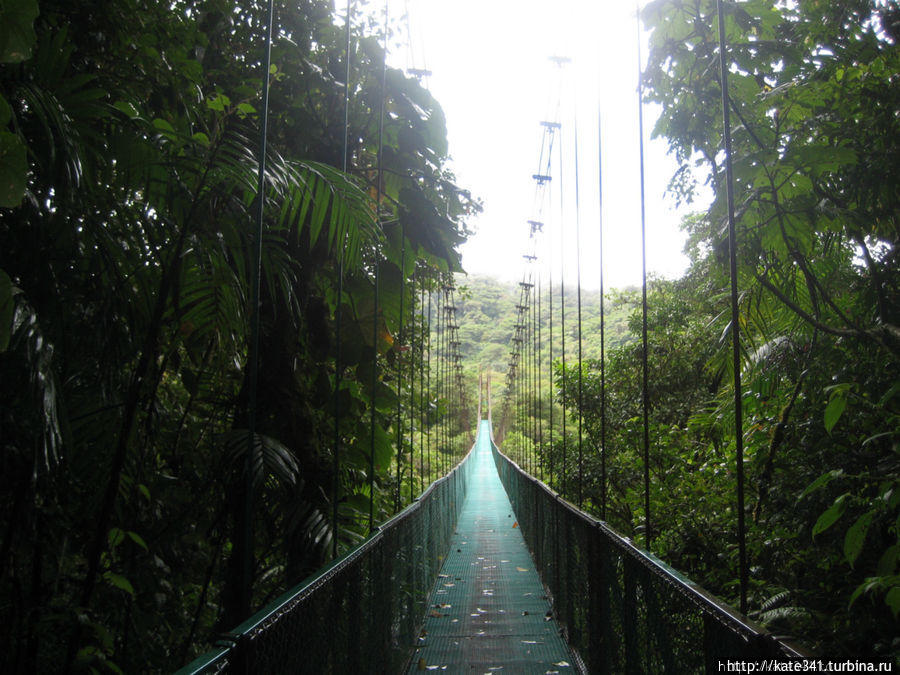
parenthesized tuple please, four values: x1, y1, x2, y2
(489, 437, 810, 671)
(178, 441, 478, 674)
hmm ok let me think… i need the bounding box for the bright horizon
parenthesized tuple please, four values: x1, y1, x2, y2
(391, 0, 711, 291)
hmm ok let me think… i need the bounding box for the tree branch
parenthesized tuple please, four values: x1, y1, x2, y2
(754, 271, 899, 356)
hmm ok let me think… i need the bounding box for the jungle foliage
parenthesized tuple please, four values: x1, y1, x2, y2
(501, 0, 899, 660)
(0, 0, 474, 671)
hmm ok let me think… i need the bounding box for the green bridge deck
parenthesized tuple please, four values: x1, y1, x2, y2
(408, 421, 574, 673)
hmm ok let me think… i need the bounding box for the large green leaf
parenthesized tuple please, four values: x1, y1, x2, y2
(798, 469, 843, 501)
(223, 430, 300, 490)
(823, 387, 850, 435)
(102, 571, 135, 596)
(812, 493, 848, 538)
(844, 510, 875, 567)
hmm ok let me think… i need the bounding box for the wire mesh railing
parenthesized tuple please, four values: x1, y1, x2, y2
(178, 442, 477, 675)
(489, 436, 808, 672)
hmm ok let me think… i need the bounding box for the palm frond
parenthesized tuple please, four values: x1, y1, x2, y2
(223, 430, 300, 491)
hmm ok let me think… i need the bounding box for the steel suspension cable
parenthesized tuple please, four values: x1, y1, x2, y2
(532, 277, 538, 474)
(449, 289, 457, 464)
(395, 225, 406, 511)
(529, 282, 534, 472)
(537, 275, 544, 482)
(368, 0, 389, 535)
(444, 290, 453, 475)
(447, 289, 453, 470)
(597, 84, 608, 522)
(419, 274, 425, 494)
(547, 177, 555, 486)
(716, 0, 749, 615)
(436, 286, 443, 476)
(636, 4, 652, 551)
(331, 0, 354, 560)
(558, 114, 568, 498)
(409, 271, 417, 502)
(368, 252, 379, 531)
(444, 288, 450, 473)
(574, 107, 585, 508)
(441, 285, 448, 475)
(436, 286, 442, 476)
(244, 0, 276, 616)
(448, 288, 456, 467)
(426, 286, 432, 481)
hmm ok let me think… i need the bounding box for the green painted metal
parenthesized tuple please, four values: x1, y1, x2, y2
(490, 434, 809, 672)
(177, 440, 478, 674)
(408, 420, 574, 674)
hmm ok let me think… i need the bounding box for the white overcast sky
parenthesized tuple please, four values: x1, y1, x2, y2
(384, 0, 710, 290)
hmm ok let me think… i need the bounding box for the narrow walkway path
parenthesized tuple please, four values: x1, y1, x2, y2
(409, 421, 574, 674)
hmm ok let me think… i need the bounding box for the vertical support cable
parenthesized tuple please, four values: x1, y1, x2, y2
(597, 90, 607, 521)
(440, 288, 446, 474)
(547, 195, 555, 487)
(446, 288, 452, 472)
(332, 0, 353, 561)
(442, 288, 447, 474)
(478, 369, 483, 421)
(426, 287, 432, 483)
(537, 275, 544, 482)
(368, 0, 389, 535)
(395, 225, 405, 511)
(244, 0, 276, 617)
(487, 371, 492, 425)
(574, 111, 585, 508)
(558, 116, 568, 498)
(368, 255, 379, 534)
(448, 297, 453, 462)
(419, 275, 425, 494)
(532, 280, 538, 474)
(450, 290, 457, 465)
(409, 271, 416, 502)
(636, 3, 652, 551)
(438, 286, 445, 476)
(517, 333, 522, 463)
(528, 282, 533, 472)
(716, 0, 749, 615)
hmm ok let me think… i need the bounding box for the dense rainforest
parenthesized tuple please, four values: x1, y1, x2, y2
(0, 0, 476, 671)
(1, 0, 898, 671)
(493, 0, 900, 662)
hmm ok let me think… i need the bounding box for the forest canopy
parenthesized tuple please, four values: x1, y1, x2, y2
(495, 0, 899, 660)
(1, 0, 898, 669)
(0, 0, 476, 670)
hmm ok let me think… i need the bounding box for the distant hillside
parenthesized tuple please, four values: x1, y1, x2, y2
(451, 274, 640, 382)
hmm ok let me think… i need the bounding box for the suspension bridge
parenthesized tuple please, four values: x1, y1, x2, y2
(178, 0, 810, 672)
(179, 414, 804, 673)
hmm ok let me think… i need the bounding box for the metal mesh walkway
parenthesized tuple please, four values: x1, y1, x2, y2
(409, 421, 574, 673)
